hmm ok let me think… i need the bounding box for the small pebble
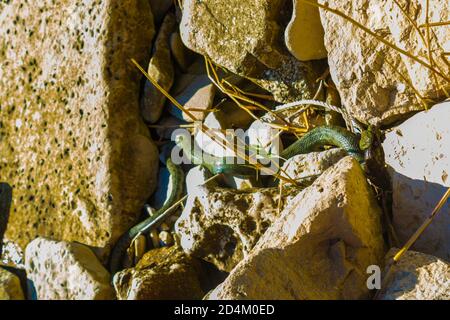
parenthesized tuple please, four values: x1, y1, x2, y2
(143, 204, 156, 217)
(159, 231, 174, 246)
(134, 235, 147, 265)
(149, 230, 160, 249)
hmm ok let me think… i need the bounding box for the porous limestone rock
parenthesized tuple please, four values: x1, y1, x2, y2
(0, 267, 25, 300)
(0, 0, 158, 265)
(208, 157, 385, 299)
(285, 0, 327, 61)
(180, 0, 321, 102)
(175, 185, 302, 272)
(318, 0, 449, 125)
(181, 0, 285, 76)
(383, 101, 450, 261)
(25, 238, 115, 300)
(379, 249, 450, 300)
(113, 245, 205, 300)
(385, 0, 449, 99)
(141, 13, 177, 123)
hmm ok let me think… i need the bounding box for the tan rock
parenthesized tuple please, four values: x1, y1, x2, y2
(169, 74, 216, 122)
(386, 0, 449, 98)
(285, 0, 327, 61)
(175, 185, 302, 272)
(180, 0, 285, 76)
(379, 249, 450, 300)
(113, 245, 205, 300)
(318, 0, 449, 125)
(0, 267, 25, 300)
(141, 13, 177, 123)
(182, 83, 216, 122)
(180, 0, 321, 102)
(280, 148, 347, 184)
(0, 0, 158, 266)
(208, 157, 385, 299)
(383, 101, 450, 261)
(25, 238, 115, 300)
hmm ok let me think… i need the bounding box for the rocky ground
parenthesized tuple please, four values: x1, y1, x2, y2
(0, 0, 449, 300)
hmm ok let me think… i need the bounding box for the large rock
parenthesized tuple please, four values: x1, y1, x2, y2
(180, 0, 321, 102)
(208, 157, 385, 299)
(113, 245, 205, 300)
(181, 0, 285, 76)
(0, 267, 25, 300)
(379, 249, 450, 300)
(25, 238, 115, 300)
(383, 101, 450, 261)
(285, 0, 327, 61)
(386, 0, 449, 98)
(319, 0, 449, 125)
(141, 13, 176, 123)
(175, 185, 302, 272)
(0, 0, 158, 265)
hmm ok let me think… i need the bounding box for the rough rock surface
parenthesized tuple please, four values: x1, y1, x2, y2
(280, 148, 347, 184)
(113, 245, 205, 300)
(180, 0, 320, 102)
(181, 0, 285, 76)
(386, 0, 449, 98)
(25, 238, 115, 300)
(383, 101, 450, 261)
(141, 13, 176, 123)
(208, 157, 385, 299)
(285, 0, 327, 61)
(0, 0, 158, 265)
(379, 249, 450, 300)
(169, 74, 216, 122)
(0, 267, 25, 300)
(319, 0, 449, 125)
(175, 185, 302, 272)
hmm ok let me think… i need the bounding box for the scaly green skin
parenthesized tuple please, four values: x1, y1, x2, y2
(175, 125, 363, 177)
(109, 158, 184, 275)
(280, 125, 364, 162)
